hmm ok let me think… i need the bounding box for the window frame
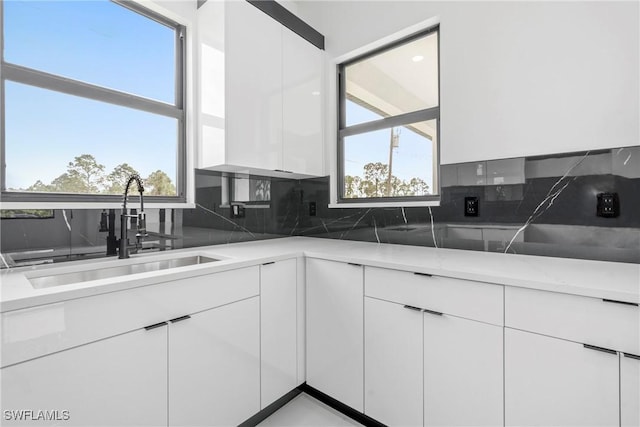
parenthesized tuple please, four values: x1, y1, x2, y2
(0, 0, 187, 205)
(337, 25, 441, 206)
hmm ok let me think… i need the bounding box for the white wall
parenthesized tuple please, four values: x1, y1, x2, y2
(296, 1, 639, 165)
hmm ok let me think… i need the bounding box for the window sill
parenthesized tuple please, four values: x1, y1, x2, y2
(328, 200, 440, 209)
(0, 201, 195, 210)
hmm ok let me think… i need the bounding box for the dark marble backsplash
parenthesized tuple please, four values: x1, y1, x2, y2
(2, 146, 638, 266)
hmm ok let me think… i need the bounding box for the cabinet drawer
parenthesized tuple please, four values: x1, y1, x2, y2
(1, 266, 259, 367)
(505, 286, 640, 355)
(365, 266, 503, 325)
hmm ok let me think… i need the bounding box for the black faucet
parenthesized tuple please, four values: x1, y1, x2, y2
(118, 175, 147, 259)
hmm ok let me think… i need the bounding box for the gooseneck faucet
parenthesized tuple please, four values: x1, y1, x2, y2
(119, 175, 147, 259)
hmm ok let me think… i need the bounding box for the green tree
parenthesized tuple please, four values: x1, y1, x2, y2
(406, 177, 430, 196)
(50, 173, 87, 193)
(145, 170, 176, 196)
(26, 180, 53, 192)
(344, 175, 363, 198)
(362, 162, 389, 197)
(105, 163, 140, 195)
(66, 154, 105, 193)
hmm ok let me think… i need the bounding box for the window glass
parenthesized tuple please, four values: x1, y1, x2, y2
(3, 0, 176, 104)
(343, 118, 437, 198)
(4, 82, 178, 196)
(344, 31, 438, 126)
(339, 28, 440, 203)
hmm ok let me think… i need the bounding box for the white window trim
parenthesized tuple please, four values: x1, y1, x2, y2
(329, 16, 441, 208)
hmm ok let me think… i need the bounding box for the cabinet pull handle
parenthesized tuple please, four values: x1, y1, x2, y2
(423, 308, 443, 316)
(169, 315, 191, 323)
(274, 169, 293, 173)
(403, 305, 422, 312)
(348, 263, 362, 267)
(262, 261, 275, 266)
(583, 344, 617, 355)
(624, 353, 640, 360)
(144, 321, 168, 331)
(413, 272, 433, 277)
(602, 299, 639, 307)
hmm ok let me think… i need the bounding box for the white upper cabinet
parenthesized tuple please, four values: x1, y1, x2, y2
(203, 1, 324, 176)
(225, 1, 283, 172)
(282, 26, 323, 176)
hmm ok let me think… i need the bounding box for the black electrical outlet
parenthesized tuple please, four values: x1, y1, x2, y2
(464, 197, 479, 217)
(597, 193, 619, 218)
(230, 204, 245, 219)
(309, 201, 317, 217)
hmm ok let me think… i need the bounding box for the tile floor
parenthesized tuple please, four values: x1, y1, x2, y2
(257, 393, 363, 427)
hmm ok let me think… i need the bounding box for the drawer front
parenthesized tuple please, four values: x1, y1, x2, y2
(505, 286, 640, 355)
(365, 266, 503, 325)
(1, 266, 259, 367)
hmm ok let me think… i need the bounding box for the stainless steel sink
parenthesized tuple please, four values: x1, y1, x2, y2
(29, 255, 219, 289)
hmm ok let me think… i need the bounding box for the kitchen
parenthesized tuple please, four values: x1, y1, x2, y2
(0, 0, 638, 426)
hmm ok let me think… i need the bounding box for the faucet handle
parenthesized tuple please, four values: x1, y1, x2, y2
(136, 211, 148, 238)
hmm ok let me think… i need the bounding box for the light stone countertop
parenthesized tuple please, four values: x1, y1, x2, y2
(1, 236, 638, 313)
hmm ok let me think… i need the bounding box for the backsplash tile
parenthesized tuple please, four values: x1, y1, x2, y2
(1, 146, 638, 266)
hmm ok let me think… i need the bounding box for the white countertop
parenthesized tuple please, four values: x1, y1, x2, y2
(1, 237, 638, 312)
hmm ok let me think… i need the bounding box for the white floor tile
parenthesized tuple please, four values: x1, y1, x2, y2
(257, 393, 363, 427)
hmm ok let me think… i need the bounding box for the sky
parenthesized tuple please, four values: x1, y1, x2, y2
(3, 0, 178, 190)
(344, 100, 434, 189)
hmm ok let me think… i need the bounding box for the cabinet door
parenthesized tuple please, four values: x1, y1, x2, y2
(364, 297, 423, 426)
(424, 314, 503, 427)
(226, 1, 282, 170)
(621, 353, 640, 427)
(282, 26, 323, 176)
(260, 259, 298, 408)
(307, 259, 364, 411)
(168, 297, 260, 427)
(1, 327, 167, 426)
(505, 328, 619, 427)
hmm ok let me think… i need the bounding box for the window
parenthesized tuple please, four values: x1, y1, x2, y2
(337, 27, 440, 205)
(1, 0, 186, 203)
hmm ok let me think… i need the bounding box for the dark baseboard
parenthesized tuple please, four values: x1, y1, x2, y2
(239, 387, 302, 427)
(297, 383, 387, 427)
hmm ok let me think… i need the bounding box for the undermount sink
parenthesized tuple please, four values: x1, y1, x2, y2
(29, 255, 219, 289)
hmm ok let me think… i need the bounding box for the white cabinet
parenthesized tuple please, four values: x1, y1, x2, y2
(225, 0, 282, 172)
(282, 26, 323, 176)
(505, 328, 619, 427)
(621, 353, 640, 427)
(364, 296, 503, 427)
(215, 1, 324, 176)
(1, 327, 167, 426)
(306, 258, 364, 411)
(423, 313, 503, 427)
(260, 259, 298, 408)
(364, 297, 423, 426)
(168, 296, 260, 427)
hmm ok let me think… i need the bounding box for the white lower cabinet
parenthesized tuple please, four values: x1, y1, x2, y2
(364, 297, 423, 426)
(260, 259, 298, 408)
(621, 353, 640, 427)
(0, 327, 167, 426)
(307, 258, 364, 411)
(505, 327, 620, 427)
(364, 297, 503, 427)
(424, 313, 503, 427)
(168, 296, 260, 427)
